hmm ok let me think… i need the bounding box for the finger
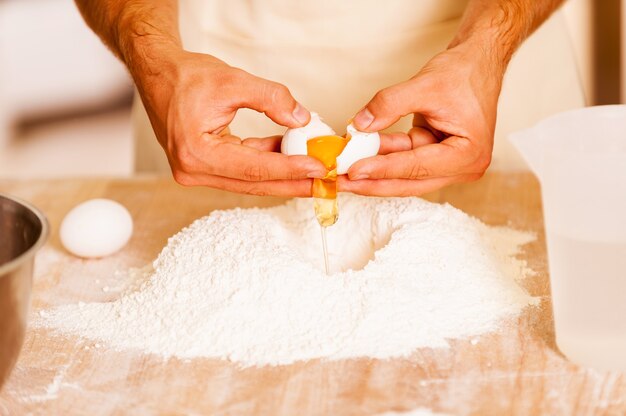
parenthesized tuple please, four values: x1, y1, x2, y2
(407, 126, 439, 147)
(242, 135, 283, 152)
(235, 70, 311, 128)
(214, 133, 286, 152)
(347, 136, 481, 180)
(412, 114, 446, 142)
(353, 78, 428, 132)
(216, 134, 242, 144)
(174, 172, 314, 197)
(338, 175, 466, 197)
(377, 132, 412, 155)
(191, 133, 327, 181)
(214, 126, 231, 136)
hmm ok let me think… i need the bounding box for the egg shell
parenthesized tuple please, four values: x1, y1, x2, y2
(60, 198, 133, 258)
(336, 125, 380, 175)
(281, 112, 335, 156)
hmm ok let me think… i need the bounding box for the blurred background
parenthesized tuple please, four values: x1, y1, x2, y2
(0, 0, 623, 178)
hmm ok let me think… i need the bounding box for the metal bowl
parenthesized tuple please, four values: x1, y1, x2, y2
(0, 194, 48, 390)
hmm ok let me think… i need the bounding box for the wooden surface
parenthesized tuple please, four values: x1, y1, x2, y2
(0, 173, 624, 416)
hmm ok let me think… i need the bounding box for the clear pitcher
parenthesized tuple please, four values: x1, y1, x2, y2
(510, 105, 626, 372)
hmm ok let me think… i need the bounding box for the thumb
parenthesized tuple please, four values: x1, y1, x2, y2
(236, 71, 311, 128)
(353, 79, 425, 132)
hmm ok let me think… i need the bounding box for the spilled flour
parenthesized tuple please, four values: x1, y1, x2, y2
(37, 195, 538, 367)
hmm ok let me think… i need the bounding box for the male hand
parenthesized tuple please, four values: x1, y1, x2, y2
(340, 40, 504, 196)
(135, 50, 327, 196)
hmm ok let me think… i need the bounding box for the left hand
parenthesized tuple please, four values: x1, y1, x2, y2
(339, 40, 505, 196)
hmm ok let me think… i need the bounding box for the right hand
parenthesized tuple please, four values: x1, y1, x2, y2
(340, 41, 501, 197)
(133, 49, 327, 196)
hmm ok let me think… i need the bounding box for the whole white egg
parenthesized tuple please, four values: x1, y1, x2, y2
(60, 198, 133, 258)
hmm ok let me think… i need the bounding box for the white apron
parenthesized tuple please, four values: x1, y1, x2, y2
(133, 0, 584, 172)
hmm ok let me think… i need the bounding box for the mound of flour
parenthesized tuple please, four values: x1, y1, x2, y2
(38, 195, 537, 367)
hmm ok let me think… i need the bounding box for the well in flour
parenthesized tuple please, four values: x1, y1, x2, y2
(37, 194, 538, 367)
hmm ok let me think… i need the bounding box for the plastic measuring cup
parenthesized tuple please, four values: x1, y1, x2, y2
(510, 105, 626, 372)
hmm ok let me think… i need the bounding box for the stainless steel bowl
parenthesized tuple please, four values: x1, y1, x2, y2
(0, 194, 48, 390)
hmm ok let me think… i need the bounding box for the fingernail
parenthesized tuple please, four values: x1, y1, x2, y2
(292, 103, 310, 126)
(354, 108, 374, 130)
(350, 173, 369, 180)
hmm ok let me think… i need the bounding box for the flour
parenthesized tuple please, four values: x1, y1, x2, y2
(20, 364, 79, 403)
(36, 195, 538, 367)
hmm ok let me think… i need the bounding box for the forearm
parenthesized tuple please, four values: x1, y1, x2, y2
(450, 0, 565, 70)
(74, 0, 182, 80)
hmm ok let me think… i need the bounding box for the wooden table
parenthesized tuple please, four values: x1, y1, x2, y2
(0, 174, 624, 415)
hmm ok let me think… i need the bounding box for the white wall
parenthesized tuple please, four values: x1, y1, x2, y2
(0, 0, 132, 145)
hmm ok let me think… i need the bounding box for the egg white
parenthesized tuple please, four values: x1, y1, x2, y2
(336, 124, 380, 175)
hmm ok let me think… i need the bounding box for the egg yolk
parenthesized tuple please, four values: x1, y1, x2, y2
(306, 135, 349, 199)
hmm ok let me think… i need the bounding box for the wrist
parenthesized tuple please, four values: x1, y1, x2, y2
(449, 4, 526, 74)
(115, 10, 184, 86)
(128, 40, 184, 89)
(448, 27, 510, 81)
